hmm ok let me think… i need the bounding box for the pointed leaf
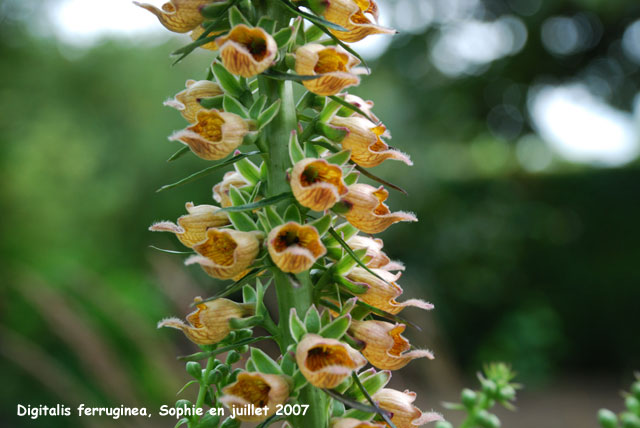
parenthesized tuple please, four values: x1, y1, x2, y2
(276, 0, 348, 32)
(242, 284, 257, 303)
(344, 171, 359, 185)
(224, 95, 249, 117)
(220, 192, 293, 212)
(309, 214, 333, 236)
(258, 99, 282, 128)
(265, 205, 284, 226)
(334, 248, 367, 275)
(319, 315, 351, 339)
(249, 95, 268, 119)
(329, 227, 390, 284)
(289, 131, 305, 164)
(167, 146, 191, 162)
(201, 0, 234, 19)
(304, 306, 321, 333)
(274, 26, 294, 47)
(289, 308, 307, 343)
(250, 347, 283, 375)
(284, 205, 302, 223)
(234, 157, 261, 184)
(229, 185, 248, 206)
(212, 62, 244, 97)
(325, 149, 351, 166)
(229, 315, 263, 329)
(256, 16, 277, 33)
(305, 24, 324, 42)
(228, 6, 251, 27)
(200, 95, 225, 110)
(351, 373, 398, 428)
(228, 211, 258, 232)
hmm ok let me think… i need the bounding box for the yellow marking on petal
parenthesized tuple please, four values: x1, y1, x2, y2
(190, 110, 225, 141)
(387, 324, 410, 356)
(314, 49, 350, 74)
(225, 375, 271, 407)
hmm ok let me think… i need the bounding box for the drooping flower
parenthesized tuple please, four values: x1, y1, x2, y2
(316, 0, 395, 43)
(267, 222, 326, 273)
(372, 389, 443, 428)
(339, 184, 417, 234)
(290, 158, 348, 211)
(215, 24, 277, 77)
(295, 44, 361, 96)
(331, 418, 386, 428)
(158, 297, 254, 345)
(296, 334, 367, 389)
(329, 116, 411, 168)
(190, 24, 223, 51)
(186, 228, 263, 279)
(169, 109, 249, 160)
(133, 0, 211, 33)
(220, 372, 290, 422)
(213, 171, 251, 208)
(349, 320, 433, 370)
(149, 202, 229, 248)
(346, 267, 433, 315)
(164, 80, 223, 123)
(347, 235, 404, 271)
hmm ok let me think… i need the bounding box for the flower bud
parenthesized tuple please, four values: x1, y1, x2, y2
(319, 0, 395, 43)
(220, 372, 290, 422)
(347, 235, 404, 271)
(372, 388, 443, 428)
(134, 0, 210, 33)
(169, 109, 249, 160)
(291, 158, 348, 211)
(476, 410, 500, 428)
(331, 418, 385, 428)
(340, 184, 417, 234)
(461, 389, 478, 408)
(329, 116, 411, 168)
(295, 44, 361, 96)
(346, 267, 433, 315)
(213, 171, 251, 208)
(186, 228, 263, 280)
(216, 25, 277, 78)
(267, 222, 327, 273)
(158, 297, 255, 345)
(598, 409, 618, 428)
(149, 202, 230, 248)
(349, 320, 433, 370)
(296, 334, 367, 389)
(165, 80, 223, 123)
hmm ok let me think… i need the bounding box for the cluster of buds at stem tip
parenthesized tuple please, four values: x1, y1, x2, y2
(140, 0, 444, 427)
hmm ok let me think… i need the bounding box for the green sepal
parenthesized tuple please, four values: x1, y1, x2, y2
(325, 149, 351, 166)
(304, 141, 320, 158)
(304, 305, 321, 333)
(305, 23, 325, 42)
(223, 95, 249, 117)
(249, 95, 268, 119)
(234, 157, 261, 184)
(242, 284, 257, 303)
(250, 347, 284, 375)
(334, 248, 368, 275)
(201, 0, 234, 19)
(265, 205, 284, 226)
(289, 308, 307, 342)
(228, 210, 258, 231)
(284, 205, 302, 223)
(335, 275, 369, 294)
(229, 315, 263, 329)
(319, 314, 351, 339)
(256, 210, 271, 232)
(317, 122, 347, 142)
(323, 222, 358, 247)
(332, 399, 346, 417)
(212, 62, 244, 98)
(258, 100, 282, 129)
(340, 297, 358, 315)
(309, 214, 333, 236)
(199, 95, 224, 110)
(289, 130, 305, 164)
(346, 370, 391, 401)
(274, 26, 294, 47)
(220, 417, 241, 428)
(280, 345, 297, 375)
(228, 6, 251, 27)
(292, 370, 308, 391)
(256, 16, 277, 33)
(344, 171, 359, 185)
(245, 359, 257, 372)
(185, 361, 202, 380)
(229, 185, 248, 206)
(195, 412, 221, 428)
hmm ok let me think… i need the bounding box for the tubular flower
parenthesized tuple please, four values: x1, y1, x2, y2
(320, 0, 395, 43)
(213, 171, 250, 208)
(346, 267, 433, 315)
(331, 418, 386, 428)
(149, 202, 229, 248)
(329, 116, 411, 168)
(295, 44, 361, 96)
(164, 79, 223, 123)
(372, 389, 443, 428)
(267, 222, 327, 273)
(215, 25, 277, 77)
(349, 320, 433, 370)
(169, 109, 249, 160)
(133, 0, 211, 33)
(296, 334, 367, 389)
(185, 228, 263, 279)
(190, 25, 222, 51)
(291, 158, 348, 211)
(340, 184, 417, 234)
(158, 297, 254, 345)
(347, 235, 404, 271)
(220, 372, 290, 422)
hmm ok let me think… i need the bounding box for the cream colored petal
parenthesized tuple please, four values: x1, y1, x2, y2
(216, 25, 277, 77)
(133, 0, 210, 33)
(295, 44, 360, 96)
(322, 0, 396, 43)
(213, 171, 250, 207)
(220, 372, 290, 422)
(372, 389, 442, 428)
(149, 202, 230, 248)
(347, 235, 391, 269)
(291, 158, 348, 211)
(267, 222, 327, 273)
(164, 79, 223, 123)
(188, 229, 262, 279)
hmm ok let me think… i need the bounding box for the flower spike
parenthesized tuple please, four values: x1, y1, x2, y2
(350, 320, 433, 370)
(134, 0, 211, 33)
(164, 80, 223, 123)
(216, 25, 277, 78)
(295, 44, 361, 96)
(291, 158, 349, 211)
(340, 184, 417, 234)
(149, 202, 229, 248)
(169, 109, 249, 160)
(186, 228, 263, 279)
(372, 389, 443, 428)
(346, 267, 433, 315)
(267, 222, 327, 273)
(296, 334, 367, 389)
(158, 297, 255, 345)
(220, 372, 290, 422)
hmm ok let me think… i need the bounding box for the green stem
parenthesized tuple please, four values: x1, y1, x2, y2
(195, 356, 217, 410)
(458, 394, 491, 428)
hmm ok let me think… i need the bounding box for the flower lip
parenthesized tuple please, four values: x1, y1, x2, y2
(216, 25, 277, 77)
(267, 222, 327, 273)
(134, 0, 210, 33)
(322, 0, 396, 43)
(295, 44, 361, 96)
(164, 79, 223, 123)
(220, 372, 290, 422)
(149, 202, 230, 248)
(291, 158, 348, 211)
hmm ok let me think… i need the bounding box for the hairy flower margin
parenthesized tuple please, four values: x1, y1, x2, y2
(141, 0, 445, 427)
